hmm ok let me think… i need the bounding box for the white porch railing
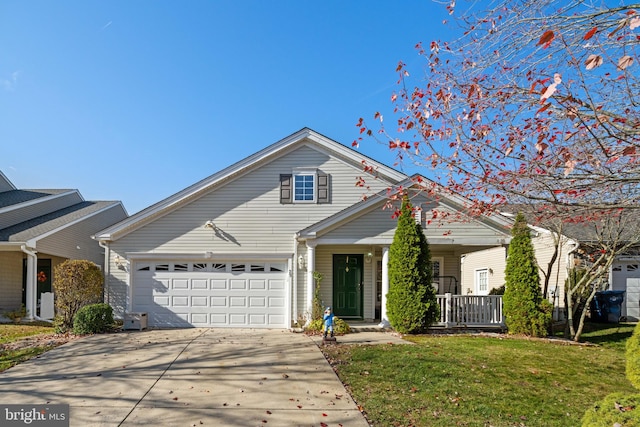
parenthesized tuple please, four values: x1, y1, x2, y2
(436, 293, 505, 328)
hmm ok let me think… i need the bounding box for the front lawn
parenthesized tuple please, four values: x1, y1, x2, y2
(0, 322, 64, 372)
(323, 323, 635, 427)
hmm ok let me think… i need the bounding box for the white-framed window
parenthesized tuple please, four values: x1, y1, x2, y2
(294, 173, 315, 202)
(475, 268, 489, 295)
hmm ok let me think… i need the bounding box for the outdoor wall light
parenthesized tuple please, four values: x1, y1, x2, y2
(204, 220, 217, 230)
(365, 252, 373, 263)
(298, 254, 306, 270)
(114, 255, 129, 270)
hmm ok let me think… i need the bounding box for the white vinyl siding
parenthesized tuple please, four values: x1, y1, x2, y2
(462, 247, 507, 295)
(320, 197, 510, 244)
(531, 230, 571, 307)
(36, 204, 127, 267)
(0, 252, 24, 312)
(107, 144, 396, 318)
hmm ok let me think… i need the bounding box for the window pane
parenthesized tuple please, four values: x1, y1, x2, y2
(294, 175, 314, 201)
(478, 270, 488, 291)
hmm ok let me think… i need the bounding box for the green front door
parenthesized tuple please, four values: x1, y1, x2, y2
(333, 254, 363, 318)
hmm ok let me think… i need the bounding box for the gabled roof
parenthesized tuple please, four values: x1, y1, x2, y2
(0, 189, 74, 209)
(499, 204, 640, 245)
(0, 201, 125, 245)
(298, 174, 514, 240)
(95, 128, 408, 241)
(0, 171, 16, 192)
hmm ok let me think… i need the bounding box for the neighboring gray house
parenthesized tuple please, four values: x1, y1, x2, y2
(0, 171, 128, 320)
(462, 213, 640, 321)
(95, 128, 514, 329)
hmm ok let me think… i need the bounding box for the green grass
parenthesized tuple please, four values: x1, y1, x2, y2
(323, 324, 636, 427)
(0, 322, 57, 372)
(0, 322, 55, 344)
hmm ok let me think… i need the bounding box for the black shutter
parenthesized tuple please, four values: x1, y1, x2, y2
(280, 174, 292, 204)
(317, 172, 329, 204)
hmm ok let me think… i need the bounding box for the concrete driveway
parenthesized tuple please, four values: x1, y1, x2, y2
(0, 329, 370, 427)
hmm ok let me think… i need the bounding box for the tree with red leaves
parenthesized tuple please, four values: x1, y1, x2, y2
(357, 1, 640, 341)
(357, 1, 639, 216)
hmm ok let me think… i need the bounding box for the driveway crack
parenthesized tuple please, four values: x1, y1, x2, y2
(118, 329, 208, 426)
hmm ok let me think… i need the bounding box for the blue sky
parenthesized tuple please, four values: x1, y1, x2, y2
(1, 1, 453, 214)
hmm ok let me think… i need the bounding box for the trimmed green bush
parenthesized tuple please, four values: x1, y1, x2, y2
(386, 195, 439, 334)
(626, 318, 640, 389)
(581, 392, 640, 426)
(53, 260, 104, 332)
(503, 212, 550, 337)
(582, 317, 640, 426)
(488, 285, 505, 295)
(73, 303, 114, 335)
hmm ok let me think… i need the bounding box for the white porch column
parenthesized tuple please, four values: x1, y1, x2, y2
(21, 246, 38, 320)
(305, 242, 316, 320)
(379, 246, 390, 328)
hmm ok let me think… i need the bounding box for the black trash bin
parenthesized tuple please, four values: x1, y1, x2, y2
(592, 290, 626, 323)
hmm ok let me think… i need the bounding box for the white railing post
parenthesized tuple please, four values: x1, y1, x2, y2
(445, 293, 452, 327)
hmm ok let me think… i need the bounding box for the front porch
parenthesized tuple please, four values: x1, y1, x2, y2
(345, 294, 505, 331)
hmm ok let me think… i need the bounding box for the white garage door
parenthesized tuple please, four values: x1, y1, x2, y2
(612, 261, 640, 321)
(132, 260, 288, 328)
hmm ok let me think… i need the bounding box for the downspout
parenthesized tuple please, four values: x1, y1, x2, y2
(292, 233, 299, 325)
(21, 245, 38, 320)
(99, 241, 111, 305)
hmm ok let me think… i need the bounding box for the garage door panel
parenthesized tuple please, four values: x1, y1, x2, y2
(269, 314, 285, 324)
(211, 279, 227, 290)
(230, 280, 247, 290)
(172, 279, 189, 289)
(230, 296, 247, 307)
(249, 314, 266, 325)
(250, 280, 266, 290)
(229, 313, 247, 324)
(210, 313, 227, 325)
(269, 280, 285, 290)
(192, 279, 208, 290)
(191, 313, 209, 324)
(191, 296, 208, 307)
(154, 296, 170, 306)
(250, 297, 266, 307)
(269, 297, 285, 307)
(211, 296, 228, 307)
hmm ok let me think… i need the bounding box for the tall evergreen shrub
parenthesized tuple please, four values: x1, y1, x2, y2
(386, 195, 439, 334)
(503, 212, 551, 336)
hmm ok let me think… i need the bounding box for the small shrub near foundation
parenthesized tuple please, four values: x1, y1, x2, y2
(73, 303, 114, 335)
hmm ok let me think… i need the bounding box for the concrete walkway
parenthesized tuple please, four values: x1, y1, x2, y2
(0, 329, 371, 427)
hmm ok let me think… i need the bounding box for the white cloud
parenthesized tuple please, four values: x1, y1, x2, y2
(2, 71, 19, 91)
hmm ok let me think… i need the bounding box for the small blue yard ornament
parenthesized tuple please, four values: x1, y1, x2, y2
(323, 306, 334, 338)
